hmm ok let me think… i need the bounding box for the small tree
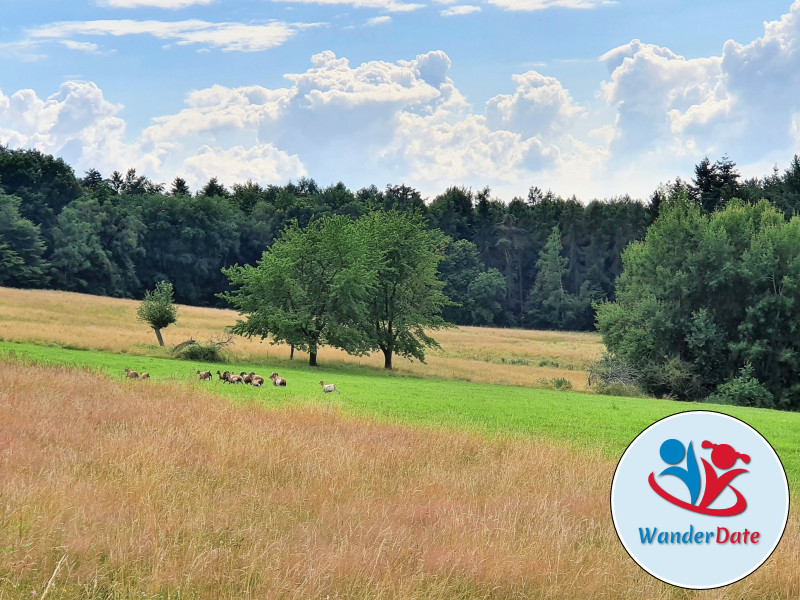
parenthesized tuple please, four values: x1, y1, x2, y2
(357, 210, 450, 369)
(137, 280, 178, 346)
(222, 216, 374, 366)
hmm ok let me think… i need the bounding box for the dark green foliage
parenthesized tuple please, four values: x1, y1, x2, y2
(524, 226, 593, 330)
(708, 364, 775, 408)
(690, 156, 740, 213)
(0, 191, 49, 287)
(173, 342, 223, 362)
(438, 239, 505, 326)
(597, 196, 800, 408)
(137, 281, 178, 346)
(357, 210, 450, 369)
(0, 147, 81, 240)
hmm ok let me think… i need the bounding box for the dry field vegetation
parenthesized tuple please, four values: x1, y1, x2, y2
(0, 287, 603, 391)
(2, 361, 798, 600)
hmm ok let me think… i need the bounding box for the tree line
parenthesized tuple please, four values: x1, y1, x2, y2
(3, 144, 800, 333)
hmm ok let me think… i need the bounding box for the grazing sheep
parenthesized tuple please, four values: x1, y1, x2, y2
(240, 371, 253, 384)
(140, 373, 150, 380)
(270, 372, 287, 387)
(216, 370, 230, 381)
(225, 372, 243, 384)
(124, 368, 139, 379)
(250, 374, 264, 387)
(197, 370, 213, 381)
(319, 381, 340, 394)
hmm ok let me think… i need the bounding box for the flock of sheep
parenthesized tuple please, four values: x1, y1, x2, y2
(124, 366, 340, 393)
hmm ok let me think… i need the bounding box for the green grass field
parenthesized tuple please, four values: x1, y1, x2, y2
(3, 339, 799, 490)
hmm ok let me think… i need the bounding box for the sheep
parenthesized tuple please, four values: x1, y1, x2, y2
(226, 372, 243, 384)
(240, 372, 253, 384)
(250, 374, 264, 387)
(216, 370, 230, 381)
(124, 368, 139, 379)
(197, 370, 213, 381)
(270, 372, 287, 386)
(319, 381, 340, 394)
(140, 373, 150, 380)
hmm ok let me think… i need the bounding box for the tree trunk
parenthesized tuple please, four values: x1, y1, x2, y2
(290, 345, 295, 360)
(309, 352, 317, 367)
(153, 327, 164, 347)
(383, 348, 393, 370)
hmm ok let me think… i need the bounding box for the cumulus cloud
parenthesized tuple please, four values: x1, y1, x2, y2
(440, 5, 481, 16)
(6, 1, 800, 204)
(29, 19, 307, 53)
(366, 16, 392, 26)
(488, 0, 615, 12)
(486, 70, 584, 139)
(598, 1, 800, 175)
(0, 82, 134, 174)
(182, 145, 306, 188)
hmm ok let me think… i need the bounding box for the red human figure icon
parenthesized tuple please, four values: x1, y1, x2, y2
(698, 441, 750, 512)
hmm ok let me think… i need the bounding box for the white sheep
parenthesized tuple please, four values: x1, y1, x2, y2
(319, 380, 340, 394)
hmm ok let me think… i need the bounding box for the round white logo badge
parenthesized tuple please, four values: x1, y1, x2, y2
(611, 411, 789, 589)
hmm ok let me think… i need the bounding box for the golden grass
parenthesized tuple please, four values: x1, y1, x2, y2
(0, 287, 604, 390)
(1, 361, 797, 599)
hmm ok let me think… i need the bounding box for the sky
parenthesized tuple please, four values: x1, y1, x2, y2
(1, 0, 799, 202)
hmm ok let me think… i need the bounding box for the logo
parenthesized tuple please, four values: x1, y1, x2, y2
(648, 439, 750, 516)
(611, 411, 789, 589)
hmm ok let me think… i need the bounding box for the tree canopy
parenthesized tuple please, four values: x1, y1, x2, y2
(137, 280, 178, 347)
(596, 195, 800, 408)
(222, 215, 374, 366)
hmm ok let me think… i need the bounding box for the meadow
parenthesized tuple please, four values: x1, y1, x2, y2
(1, 287, 799, 599)
(0, 287, 603, 390)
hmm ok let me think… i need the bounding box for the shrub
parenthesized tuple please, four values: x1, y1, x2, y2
(174, 342, 223, 362)
(587, 353, 640, 387)
(707, 364, 775, 408)
(643, 357, 706, 401)
(593, 382, 645, 398)
(536, 377, 573, 391)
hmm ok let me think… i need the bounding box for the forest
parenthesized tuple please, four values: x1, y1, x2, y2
(2, 144, 800, 332)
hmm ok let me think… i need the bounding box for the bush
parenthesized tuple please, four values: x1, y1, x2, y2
(593, 382, 645, 398)
(587, 353, 640, 388)
(537, 377, 573, 391)
(643, 357, 706, 401)
(707, 364, 775, 408)
(174, 342, 223, 362)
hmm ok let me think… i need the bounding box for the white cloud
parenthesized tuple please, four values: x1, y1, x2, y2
(182, 145, 306, 188)
(59, 40, 101, 53)
(486, 70, 584, 139)
(97, 0, 214, 7)
(29, 19, 306, 53)
(271, 0, 424, 13)
(488, 0, 615, 12)
(440, 5, 481, 16)
(366, 16, 392, 26)
(0, 82, 134, 175)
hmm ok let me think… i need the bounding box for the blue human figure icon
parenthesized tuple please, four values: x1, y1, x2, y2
(658, 439, 701, 505)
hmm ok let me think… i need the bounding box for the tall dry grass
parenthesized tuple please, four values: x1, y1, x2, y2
(0, 287, 603, 390)
(1, 361, 797, 599)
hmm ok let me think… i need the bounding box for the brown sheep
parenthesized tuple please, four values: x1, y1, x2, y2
(216, 370, 230, 381)
(269, 372, 287, 386)
(140, 373, 150, 380)
(124, 368, 139, 379)
(197, 370, 213, 381)
(240, 372, 253, 384)
(250, 375, 264, 387)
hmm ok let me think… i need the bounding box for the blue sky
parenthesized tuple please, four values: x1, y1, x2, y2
(1, 0, 798, 200)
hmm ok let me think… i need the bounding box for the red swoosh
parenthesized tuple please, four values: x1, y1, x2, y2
(648, 472, 747, 516)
